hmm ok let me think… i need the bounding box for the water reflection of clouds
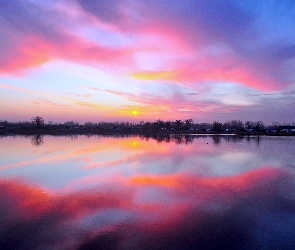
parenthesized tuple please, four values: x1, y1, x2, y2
(1, 167, 295, 249)
(1, 135, 295, 248)
(208, 152, 263, 176)
(1, 135, 295, 191)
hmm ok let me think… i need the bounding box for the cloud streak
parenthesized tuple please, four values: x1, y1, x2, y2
(0, 83, 110, 111)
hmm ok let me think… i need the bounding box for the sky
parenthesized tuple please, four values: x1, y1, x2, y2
(0, 0, 295, 124)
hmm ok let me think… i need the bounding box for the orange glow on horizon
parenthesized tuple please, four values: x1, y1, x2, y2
(132, 110, 139, 116)
(130, 70, 178, 81)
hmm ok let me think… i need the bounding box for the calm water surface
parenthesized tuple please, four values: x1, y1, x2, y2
(1, 134, 295, 249)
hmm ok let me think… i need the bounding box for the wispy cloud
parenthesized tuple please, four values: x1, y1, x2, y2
(33, 99, 69, 107)
(65, 92, 92, 98)
(0, 83, 110, 111)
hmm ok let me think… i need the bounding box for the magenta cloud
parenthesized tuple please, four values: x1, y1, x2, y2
(0, 0, 294, 91)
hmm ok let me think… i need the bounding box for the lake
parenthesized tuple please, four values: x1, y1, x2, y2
(1, 134, 295, 249)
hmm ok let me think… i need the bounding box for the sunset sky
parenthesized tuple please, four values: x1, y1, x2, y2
(0, 0, 294, 124)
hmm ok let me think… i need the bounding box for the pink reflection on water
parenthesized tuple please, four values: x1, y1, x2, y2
(1, 135, 295, 192)
(0, 166, 295, 249)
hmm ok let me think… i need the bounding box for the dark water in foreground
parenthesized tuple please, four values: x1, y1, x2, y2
(0, 134, 295, 249)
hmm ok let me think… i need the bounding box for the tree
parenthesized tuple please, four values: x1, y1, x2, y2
(245, 121, 255, 129)
(64, 120, 79, 126)
(254, 121, 264, 131)
(31, 116, 44, 128)
(164, 121, 172, 129)
(184, 119, 194, 129)
(175, 120, 183, 130)
(212, 121, 222, 131)
(155, 119, 164, 129)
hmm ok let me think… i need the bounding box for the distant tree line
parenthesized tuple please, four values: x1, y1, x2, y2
(212, 120, 266, 132)
(1, 117, 295, 132)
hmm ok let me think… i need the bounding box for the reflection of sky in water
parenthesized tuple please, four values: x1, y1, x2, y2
(1, 135, 295, 249)
(0, 135, 294, 190)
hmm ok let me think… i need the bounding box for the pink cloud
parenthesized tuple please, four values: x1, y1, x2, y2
(0, 34, 136, 75)
(131, 52, 281, 91)
(1, 0, 293, 93)
(0, 3, 283, 92)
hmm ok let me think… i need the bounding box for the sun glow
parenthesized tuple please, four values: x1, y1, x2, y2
(131, 110, 139, 116)
(131, 140, 139, 148)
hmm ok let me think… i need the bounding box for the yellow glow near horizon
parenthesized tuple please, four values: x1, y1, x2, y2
(131, 140, 138, 147)
(132, 110, 139, 116)
(130, 70, 178, 81)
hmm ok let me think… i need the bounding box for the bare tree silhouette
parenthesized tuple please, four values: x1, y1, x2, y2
(31, 116, 44, 128)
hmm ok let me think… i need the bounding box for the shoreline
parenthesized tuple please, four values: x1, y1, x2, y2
(0, 128, 294, 136)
